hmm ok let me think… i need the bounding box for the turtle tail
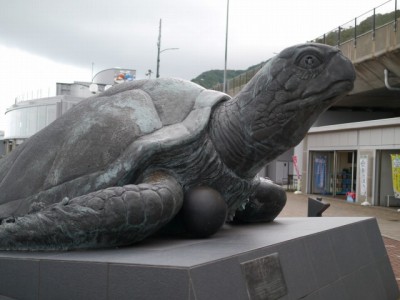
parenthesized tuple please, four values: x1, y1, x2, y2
(0, 172, 183, 250)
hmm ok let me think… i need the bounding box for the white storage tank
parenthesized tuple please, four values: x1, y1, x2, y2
(4, 96, 82, 153)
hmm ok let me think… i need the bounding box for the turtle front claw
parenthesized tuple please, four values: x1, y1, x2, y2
(0, 172, 183, 251)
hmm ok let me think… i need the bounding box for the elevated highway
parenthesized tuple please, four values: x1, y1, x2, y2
(335, 13, 400, 111)
(217, 0, 400, 115)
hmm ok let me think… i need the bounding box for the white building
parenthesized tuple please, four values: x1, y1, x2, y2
(3, 68, 136, 155)
(0, 131, 5, 158)
(4, 95, 83, 153)
(295, 117, 400, 207)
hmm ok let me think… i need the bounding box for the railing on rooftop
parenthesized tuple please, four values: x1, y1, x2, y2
(14, 87, 57, 104)
(214, 0, 400, 95)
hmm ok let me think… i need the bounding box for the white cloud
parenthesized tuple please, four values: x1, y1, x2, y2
(0, 45, 90, 130)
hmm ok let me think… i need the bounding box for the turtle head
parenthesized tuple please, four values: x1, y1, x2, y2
(274, 43, 355, 111)
(237, 43, 355, 146)
(216, 43, 355, 177)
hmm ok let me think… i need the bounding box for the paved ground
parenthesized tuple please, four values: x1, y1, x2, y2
(279, 192, 400, 291)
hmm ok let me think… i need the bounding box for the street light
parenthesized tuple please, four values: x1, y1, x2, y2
(223, 0, 230, 93)
(156, 19, 179, 78)
(161, 48, 180, 53)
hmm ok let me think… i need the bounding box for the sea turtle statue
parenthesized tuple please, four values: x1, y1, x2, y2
(0, 43, 355, 250)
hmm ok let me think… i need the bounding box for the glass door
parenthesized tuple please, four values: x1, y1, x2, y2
(334, 151, 357, 199)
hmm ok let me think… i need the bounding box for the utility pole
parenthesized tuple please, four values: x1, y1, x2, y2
(223, 0, 230, 93)
(156, 19, 162, 78)
(91, 62, 94, 81)
(156, 19, 179, 78)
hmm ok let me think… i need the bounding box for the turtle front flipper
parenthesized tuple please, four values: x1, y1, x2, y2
(233, 178, 287, 223)
(0, 172, 183, 251)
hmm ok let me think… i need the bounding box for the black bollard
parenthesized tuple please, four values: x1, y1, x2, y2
(308, 198, 330, 217)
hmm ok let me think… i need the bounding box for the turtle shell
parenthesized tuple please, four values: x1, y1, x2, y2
(0, 78, 230, 218)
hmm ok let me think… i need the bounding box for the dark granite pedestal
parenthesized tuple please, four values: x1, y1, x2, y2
(0, 217, 398, 300)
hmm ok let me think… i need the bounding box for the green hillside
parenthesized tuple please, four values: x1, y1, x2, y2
(191, 62, 265, 89)
(191, 69, 244, 89)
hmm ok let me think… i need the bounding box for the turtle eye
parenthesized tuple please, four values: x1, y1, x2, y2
(296, 54, 322, 69)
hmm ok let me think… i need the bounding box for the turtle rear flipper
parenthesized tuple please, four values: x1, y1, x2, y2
(233, 179, 287, 223)
(0, 172, 183, 250)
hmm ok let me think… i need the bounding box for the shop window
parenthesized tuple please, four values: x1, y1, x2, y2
(310, 150, 357, 198)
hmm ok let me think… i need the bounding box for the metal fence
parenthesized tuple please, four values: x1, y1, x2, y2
(311, 0, 398, 47)
(212, 65, 264, 95)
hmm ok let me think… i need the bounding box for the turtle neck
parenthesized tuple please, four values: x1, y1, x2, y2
(209, 73, 289, 179)
(209, 43, 355, 179)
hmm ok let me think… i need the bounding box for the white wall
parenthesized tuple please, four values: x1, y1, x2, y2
(307, 118, 400, 150)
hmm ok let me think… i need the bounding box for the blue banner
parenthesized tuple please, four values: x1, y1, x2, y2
(314, 155, 327, 193)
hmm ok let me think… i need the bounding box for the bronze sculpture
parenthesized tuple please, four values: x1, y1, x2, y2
(0, 43, 355, 250)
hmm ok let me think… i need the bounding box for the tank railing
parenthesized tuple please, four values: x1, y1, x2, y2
(311, 0, 398, 47)
(14, 87, 57, 104)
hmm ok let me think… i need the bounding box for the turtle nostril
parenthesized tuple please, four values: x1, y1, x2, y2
(2, 217, 16, 224)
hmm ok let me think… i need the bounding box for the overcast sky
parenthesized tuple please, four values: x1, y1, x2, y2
(0, 0, 389, 131)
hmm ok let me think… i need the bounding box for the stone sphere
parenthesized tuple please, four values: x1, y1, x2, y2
(182, 187, 227, 238)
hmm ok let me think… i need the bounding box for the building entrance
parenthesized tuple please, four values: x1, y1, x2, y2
(310, 150, 357, 198)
